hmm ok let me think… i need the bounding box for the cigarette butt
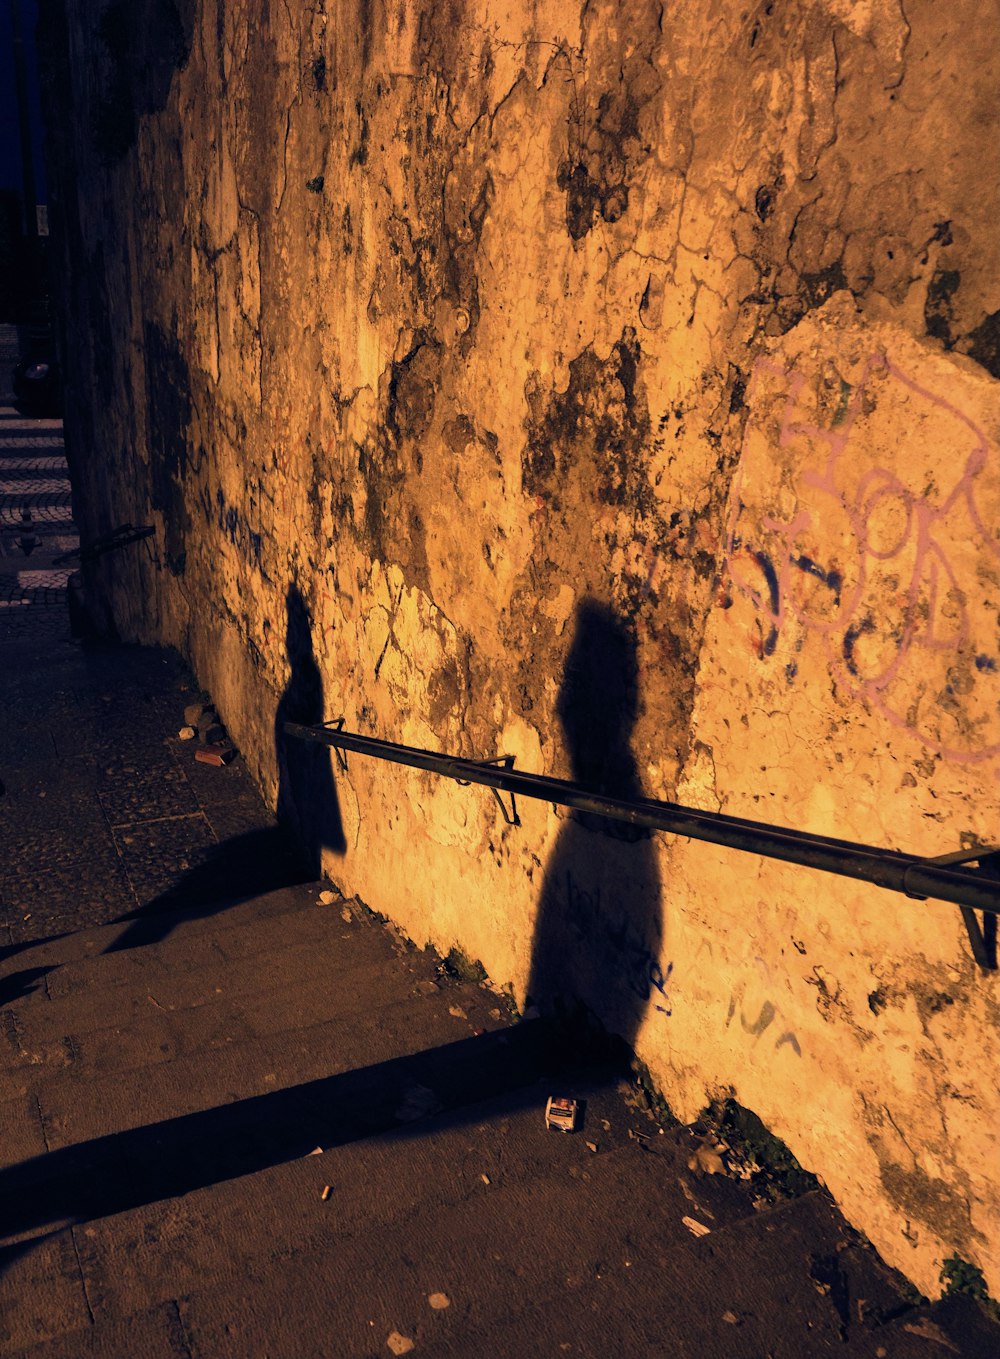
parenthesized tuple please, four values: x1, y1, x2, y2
(321, 1184, 331, 1201)
(481, 1173, 491, 1185)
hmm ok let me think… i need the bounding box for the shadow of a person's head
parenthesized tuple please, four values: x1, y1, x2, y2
(557, 598, 641, 800)
(275, 582, 346, 872)
(282, 584, 324, 724)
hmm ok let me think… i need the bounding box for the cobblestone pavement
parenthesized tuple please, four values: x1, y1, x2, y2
(0, 324, 17, 405)
(0, 638, 299, 945)
(0, 399, 78, 646)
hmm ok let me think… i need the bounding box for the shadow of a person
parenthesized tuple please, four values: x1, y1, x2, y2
(526, 599, 664, 1055)
(273, 583, 346, 875)
(101, 586, 345, 955)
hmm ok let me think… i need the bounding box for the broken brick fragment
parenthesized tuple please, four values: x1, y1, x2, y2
(195, 743, 235, 766)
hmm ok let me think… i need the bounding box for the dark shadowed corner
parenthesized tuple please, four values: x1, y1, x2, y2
(100, 586, 347, 955)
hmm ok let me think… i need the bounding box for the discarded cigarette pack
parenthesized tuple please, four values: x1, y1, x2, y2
(545, 1096, 580, 1133)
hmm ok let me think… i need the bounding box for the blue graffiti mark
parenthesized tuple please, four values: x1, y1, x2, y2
(975, 653, 997, 673)
(752, 550, 780, 655)
(214, 487, 264, 569)
(650, 960, 674, 1016)
(842, 615, 876, 677)
(563, 872, 671, 1014)
(785, 660, 798, 682)
(741, 999, 776, 1036)
(727, 979, 802, 1056)
(790, 553, 842, 603)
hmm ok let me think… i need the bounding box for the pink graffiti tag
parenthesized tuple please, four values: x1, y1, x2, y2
(724, 352, 999, 763)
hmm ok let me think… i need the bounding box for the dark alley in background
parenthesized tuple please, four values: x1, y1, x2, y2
(1, 0, 59, 417)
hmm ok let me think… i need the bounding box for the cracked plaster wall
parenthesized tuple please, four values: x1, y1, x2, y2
(41, 0, 999, 1296)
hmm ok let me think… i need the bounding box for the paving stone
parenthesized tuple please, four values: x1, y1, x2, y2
(0, 1231, 91, 1352)
(1, 855, 135, 940)
(111, 814, 219, 902)
(96, 764, 199, 827)
(3, 1294, 191, 1359)
(0, 1090, 49, 1171)
(0, 882, 330, 978)
(1, 824, 112, 874)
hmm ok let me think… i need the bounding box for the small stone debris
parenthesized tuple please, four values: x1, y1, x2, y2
(183, 702, 209, 725)
(428, 1293, 450, 1310)
(586, 1141, 599, 1153)
(320, 1185, 331, 1201)
(307, 1146, 323, 1156)
(488, 1007, 502, 1020)
(722, 1311, 740, 1325)
(682, 1216, 711, 1238)
(448, 1004, 468, 1019)
(688, 1140, 727, 1176)
(480, 1173, 491, 1185)
(545, 1096, 580, 1133)
(203, 722, 226, 745)
(386, 1332, 415, 1355)
(341, 906, 353, 923)
(195, 743, 235, 767)
(178, 726, 196, 740)
(318, 889, 337, 905)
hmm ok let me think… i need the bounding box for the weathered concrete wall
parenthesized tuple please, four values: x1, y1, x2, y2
(41, 0, 999, 1297)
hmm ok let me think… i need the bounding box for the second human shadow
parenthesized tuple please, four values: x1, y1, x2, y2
(526, 598, 666, 1052)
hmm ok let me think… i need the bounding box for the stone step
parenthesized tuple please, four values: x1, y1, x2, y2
(0, 962, 512, 1181)
(0, 1070, 760, 1354)
(422, 1190, 928, 1359)
(0, 881, 331, 982)
(6, 1183, 989, 1359)
(0, 938, 458, 1105)
(2, 1296, 189, 1359)
(0, 905, 416, 1090)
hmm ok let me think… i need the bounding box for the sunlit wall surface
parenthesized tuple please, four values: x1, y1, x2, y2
(39, 0, 999, 1298)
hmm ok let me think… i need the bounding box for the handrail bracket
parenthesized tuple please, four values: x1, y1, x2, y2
(911, 846, 1000, 971)
(456, 755, 520, 827)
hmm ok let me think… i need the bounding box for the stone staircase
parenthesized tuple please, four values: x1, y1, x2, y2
(3, 880, 997, 1358)
(1, 640, 996, 1357)
(0, 406, 77, 648)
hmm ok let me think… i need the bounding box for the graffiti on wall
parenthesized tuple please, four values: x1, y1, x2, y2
(726, 955, 802, 1057)
(556, 869, 673, 1016)
(722, 352, 999, 763)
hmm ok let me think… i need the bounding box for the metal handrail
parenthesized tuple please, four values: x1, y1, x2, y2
(52, 524, 155, 566)
(285, 720, 1000, 968)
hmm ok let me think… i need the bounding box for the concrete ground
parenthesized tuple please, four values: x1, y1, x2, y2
(1, 401, 998, 1355)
